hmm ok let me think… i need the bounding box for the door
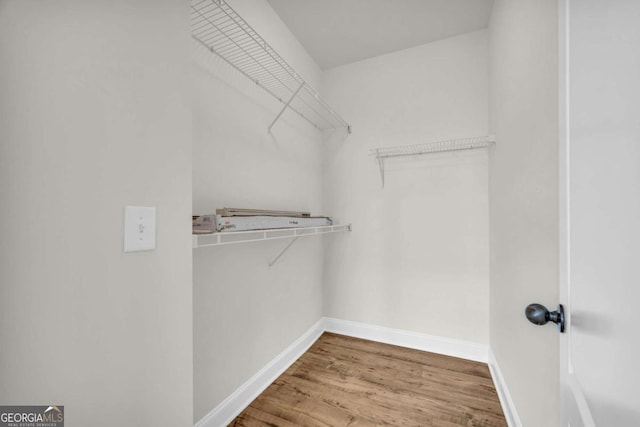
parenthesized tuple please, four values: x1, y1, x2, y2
(560, 0, 640, 425)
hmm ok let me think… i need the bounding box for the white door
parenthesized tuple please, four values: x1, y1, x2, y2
(560, 0, 640, 425)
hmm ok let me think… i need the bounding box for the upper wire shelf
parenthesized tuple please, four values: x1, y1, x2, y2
(191, 0, 351, 134)
(369, 135, 496, 187)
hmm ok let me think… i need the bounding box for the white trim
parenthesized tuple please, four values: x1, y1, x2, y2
(488, 348, 523, 427)
(194, 318, 325, 427)
(195, 317, 503, 426)
(323, 317, 488, 362)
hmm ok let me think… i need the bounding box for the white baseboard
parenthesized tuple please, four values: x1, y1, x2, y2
(323, 317, 488, 362)
(194, 318, 325, 427)
(195, 317, 495, 426)
(488, 348, 522, 427)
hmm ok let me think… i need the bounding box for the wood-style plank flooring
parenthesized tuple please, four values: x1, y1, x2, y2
(231, 332, 507, 427)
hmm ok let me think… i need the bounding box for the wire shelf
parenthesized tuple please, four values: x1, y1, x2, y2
(192, 224, 352, 248)
(191, 0, 351, 134)
(369, 135, 495, 159)
(369, 135, 495, 187)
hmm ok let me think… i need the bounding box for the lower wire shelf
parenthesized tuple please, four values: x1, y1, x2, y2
(192, 224, 352, 249)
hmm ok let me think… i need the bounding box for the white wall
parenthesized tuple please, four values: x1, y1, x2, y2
(191, 0, 327, 421)
(322, 31, 490, 344)
(489, 0, 560, 425)
(0, 1, 192, 426)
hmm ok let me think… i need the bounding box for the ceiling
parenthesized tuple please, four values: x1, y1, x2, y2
(267, 0, 495, 69)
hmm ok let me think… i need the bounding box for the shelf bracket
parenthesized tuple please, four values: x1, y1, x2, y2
(376, 156, 385, 188)
(268, 236, 300, 267)
(268, 83, 304, 133)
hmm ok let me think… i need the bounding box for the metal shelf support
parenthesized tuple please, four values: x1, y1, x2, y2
(268, 237, 299, 267)
(377, 157, 386, 188)
(269, 83, 304, 133)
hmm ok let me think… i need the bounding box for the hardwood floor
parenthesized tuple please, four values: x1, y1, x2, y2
(231, 332, 507, 427)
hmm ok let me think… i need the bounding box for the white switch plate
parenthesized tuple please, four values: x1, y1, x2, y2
(124, 206, 156, 253)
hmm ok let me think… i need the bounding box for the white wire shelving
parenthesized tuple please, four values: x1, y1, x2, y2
(369, 135, 496, 187)
(192, 224, 352, 266)
(191, 0, 351, 134)
(192, 224, 351, 248)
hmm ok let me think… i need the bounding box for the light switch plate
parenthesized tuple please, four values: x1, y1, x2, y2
(124, 206, 156, 253)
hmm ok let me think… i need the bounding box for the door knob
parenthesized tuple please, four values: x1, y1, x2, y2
(525, 303, 565, 333)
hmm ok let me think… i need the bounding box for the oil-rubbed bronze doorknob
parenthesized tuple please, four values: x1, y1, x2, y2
(525, 303, 565, 333)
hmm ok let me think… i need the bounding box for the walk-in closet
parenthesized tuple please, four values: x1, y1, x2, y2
(1, 0, 638, 426)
